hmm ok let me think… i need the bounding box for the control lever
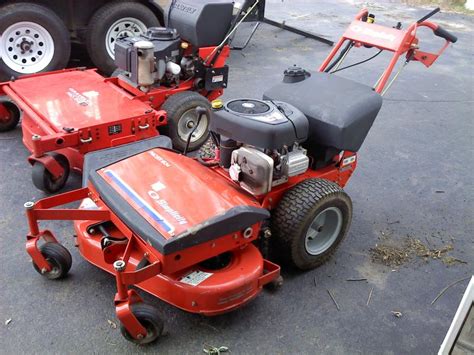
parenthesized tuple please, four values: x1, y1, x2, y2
(416, 7, 440, 24)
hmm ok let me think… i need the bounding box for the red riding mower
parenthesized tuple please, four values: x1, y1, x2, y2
(23, 8, 455, 345)
(0, 1, 238, 193)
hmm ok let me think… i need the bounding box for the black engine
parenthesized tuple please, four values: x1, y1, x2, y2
(114, 0, 234, 92)
(210, 99, 310, 195)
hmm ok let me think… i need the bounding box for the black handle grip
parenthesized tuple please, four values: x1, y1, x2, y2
(434, 26, 458, 43)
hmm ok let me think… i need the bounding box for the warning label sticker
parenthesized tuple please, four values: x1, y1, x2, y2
(179, 270, 213, 286)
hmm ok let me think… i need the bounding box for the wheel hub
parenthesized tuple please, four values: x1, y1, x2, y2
(0, 21, 55, 73)
(177, 109, 209, 143)
(304, 207, 343, 255)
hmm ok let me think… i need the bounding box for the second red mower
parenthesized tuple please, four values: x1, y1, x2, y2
(0, 1, 234, 193)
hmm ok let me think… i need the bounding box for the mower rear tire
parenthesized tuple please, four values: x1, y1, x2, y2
(0, 97, 21, 132)
(33, 242, 72, 280)
(86, 2, 160, 75)
(120, 303, 164, 345)
(271, 178, 352, 270)
(32, 153, 70, 193)
(161, 92, 211, 152)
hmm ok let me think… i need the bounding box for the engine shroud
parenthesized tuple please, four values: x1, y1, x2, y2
(210, 99, 308, 150)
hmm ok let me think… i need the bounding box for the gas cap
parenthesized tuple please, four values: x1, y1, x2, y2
(283, 65, 311, 83)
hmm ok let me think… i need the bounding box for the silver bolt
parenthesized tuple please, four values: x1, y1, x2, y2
(136, 334, 144, 340)
(24, 201, 35, 209)
(41, 268, 47, 274)
(113, 260, 126, 272)
(243, 227, 253, 239)
(32, 134, 41, 141)
(191, 301, 197, 306)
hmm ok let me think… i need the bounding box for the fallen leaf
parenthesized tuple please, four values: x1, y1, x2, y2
(391, 311, 402, 318)
(107, 319, 117, 329)
(5, 318, 12, 325)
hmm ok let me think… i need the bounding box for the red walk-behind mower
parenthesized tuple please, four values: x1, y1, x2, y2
(0, 0, 239, 193)
(23, 8, 455, 345)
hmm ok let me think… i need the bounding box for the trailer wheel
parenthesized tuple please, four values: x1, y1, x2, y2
(271, 178, 352, 270)
(86, 2, 160, 75)
(161, 92, 211, 152)
(120, 303, 164, 345)
(0, 98, 21, 132)
(0, 2, 70, 79)
(32, 153, 70, 193)
(33, 242, 72, 280)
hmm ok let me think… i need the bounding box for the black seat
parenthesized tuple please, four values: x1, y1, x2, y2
(263, 71, 383, 152)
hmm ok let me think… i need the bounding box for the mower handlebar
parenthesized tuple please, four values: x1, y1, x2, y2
(434, 26, 458, 43)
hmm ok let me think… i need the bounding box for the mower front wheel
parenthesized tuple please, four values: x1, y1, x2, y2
(32, 242, 72, 280)
(120, 303, 164, 345)
(32, 153, 70, 193)
(161, 92, 211, 152)
(0, 98, 21, 132)
(271, 178, 352, 270)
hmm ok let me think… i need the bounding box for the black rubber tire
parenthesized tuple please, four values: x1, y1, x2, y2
(32, 242, 72, 280)
(0, 97, 21, 132)
(86, 1, 160, 75)
(31, 153, 70, 193)
(120, 303, 164, 345)
(271, 178, 353, 270)
(0, 2, 70, 80)
(161, 92, 211, 152)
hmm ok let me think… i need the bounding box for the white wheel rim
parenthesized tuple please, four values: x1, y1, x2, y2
(105, 18, 147, 59)
(177, 108, 209, 143)
(0, 22, 55, 74)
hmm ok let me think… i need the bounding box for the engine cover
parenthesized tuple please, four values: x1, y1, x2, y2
(210, 99, 308, 150)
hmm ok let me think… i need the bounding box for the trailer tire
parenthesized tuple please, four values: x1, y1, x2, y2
(32, 153, 70, 193)
(0, 98, 21, 132)
(0, 2, 70, 80)
(120, 303, 164, 345)
(161, 92, 211, 152)
(86, 2, 160, 75)
(271, 178, 352, 270)
(33, 242, 72, 280)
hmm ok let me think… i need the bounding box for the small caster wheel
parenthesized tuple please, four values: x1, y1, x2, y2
(120, 303, 164, 345)
(32, 153, 70, 193)
(0, 98, 21, 132)
(265, 275, 284, 291)
(33, 242, 72, 280)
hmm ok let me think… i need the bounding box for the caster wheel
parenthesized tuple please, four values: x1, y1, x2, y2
(0, 98, 21, 132)
(32, 153, 70, 193)
(32, 242, 72, 280)
(120, 303, 164, 345)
